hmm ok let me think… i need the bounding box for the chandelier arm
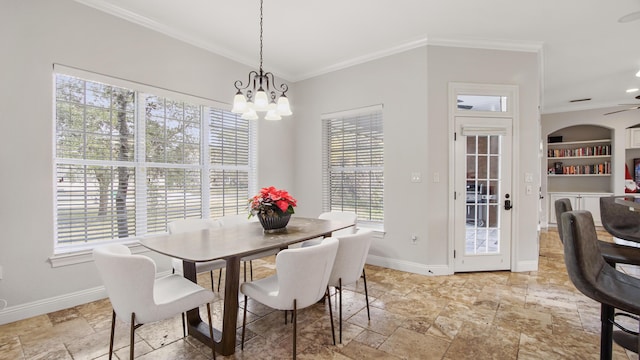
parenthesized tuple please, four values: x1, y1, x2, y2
(262, 71, 288, 96)
(234, 71, 260, 91)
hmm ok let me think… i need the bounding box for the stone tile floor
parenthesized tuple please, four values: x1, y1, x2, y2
(1, 228, 639, 359)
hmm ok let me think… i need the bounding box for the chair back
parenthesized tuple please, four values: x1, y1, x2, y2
(218, 213, 252, 227)
(560, 210, 606, 300)
(319, 211, 357, 237)
(554, 198, 573, 243)
(600, 196, 640, 243)
(275, 237, 339, 309)
(93, 244, 157, 323)
(168, 218, 221, 234)
(328, 229, 373, 287)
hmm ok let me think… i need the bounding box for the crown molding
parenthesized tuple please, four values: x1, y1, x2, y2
(427, 37, 544, 53)
(292, 37, 429, 82)
(73, 0, 294, 80)
(74, 0, 544, 83)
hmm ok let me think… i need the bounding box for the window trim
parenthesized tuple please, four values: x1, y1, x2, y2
(321, 104, 384, 229)
(50, 65, 255, 264)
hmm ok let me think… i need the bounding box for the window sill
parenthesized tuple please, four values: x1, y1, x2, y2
(49, 241, 149, 268)
(357, 223, 386, 239)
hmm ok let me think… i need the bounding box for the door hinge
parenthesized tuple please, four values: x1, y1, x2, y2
(454, 132, 457, 141)
(454, 191, 457, 200)
(454, 250, 456, 258)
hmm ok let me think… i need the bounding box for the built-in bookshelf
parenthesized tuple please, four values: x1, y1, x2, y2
(547, 139, 611, 176)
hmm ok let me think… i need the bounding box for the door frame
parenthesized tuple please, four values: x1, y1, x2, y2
(447, 82, 519, 273)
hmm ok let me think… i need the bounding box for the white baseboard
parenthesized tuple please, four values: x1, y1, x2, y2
(513, 260, 538, 272)
(0, 270, 172, 326)
(0, 286, 107, 326)
(366, 254, 452, 276)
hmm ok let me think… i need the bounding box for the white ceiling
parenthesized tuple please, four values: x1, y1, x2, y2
(77, 0, 640, 114)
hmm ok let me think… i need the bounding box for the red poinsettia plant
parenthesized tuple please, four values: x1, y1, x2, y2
(249, 186, 297, 218)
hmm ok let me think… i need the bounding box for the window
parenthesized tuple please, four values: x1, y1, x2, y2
(322, 105, 384, 226)
(209, 109, 256, 218)
(54, 66, 256, 252)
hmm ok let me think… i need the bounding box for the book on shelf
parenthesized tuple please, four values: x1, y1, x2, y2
(547, 144, 611, 158)
(549, 161, 611, 175)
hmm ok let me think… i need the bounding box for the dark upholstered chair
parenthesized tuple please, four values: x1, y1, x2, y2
(600, 196, 640, 243)
(561, 210, 640, 359)
(555, 198, 640, 267)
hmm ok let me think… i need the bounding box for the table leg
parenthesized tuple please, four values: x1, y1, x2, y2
(183, 257, 241, 356)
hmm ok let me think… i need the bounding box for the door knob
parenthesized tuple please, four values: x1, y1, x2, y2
(504, 193, 512, 210)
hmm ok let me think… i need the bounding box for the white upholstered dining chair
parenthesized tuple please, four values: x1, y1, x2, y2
(318, 211, 358, 237)
(327, 229, 374, 343)
(240, 237, 339, 359)
(168, 218, 226, 291)
(218, 213, 279, 281)
(93, 244, 216, 359)
(301, 210, 358, 248)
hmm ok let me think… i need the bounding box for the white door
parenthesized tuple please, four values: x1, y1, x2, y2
(454, 117, 512, 272)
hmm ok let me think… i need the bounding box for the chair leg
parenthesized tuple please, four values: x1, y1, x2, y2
(130, 313, 136, 360)
(338, 278, 343, 344)
(209, 270, 215, 291)
(601, 303, 614, 360)
(326, 287, 336, 345)
(108, 310, 116, 360)
(217, 269, 223, 292)
(293, 299, 297, 360)
(244, 261, 248, 282)
(206, 303, 216, 360)
(241, 295, 248, 350)
(181, 312, 186, 338)
(363, 268, 370, 321)
(250, 260, 254, 281)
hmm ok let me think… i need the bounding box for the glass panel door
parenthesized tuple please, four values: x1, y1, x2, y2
(455, 117, 512, 272)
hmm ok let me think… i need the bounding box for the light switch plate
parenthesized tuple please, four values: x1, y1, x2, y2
(411, 172, 422, 183)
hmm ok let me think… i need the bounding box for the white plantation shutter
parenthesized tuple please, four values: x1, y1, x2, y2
(53, 66, 256, 252)
(322, 105, 384, 224)
(209, 109, 256, 218)
(55, 73, 138, 246)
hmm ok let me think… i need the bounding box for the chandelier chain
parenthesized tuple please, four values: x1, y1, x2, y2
(259, 0, 263, 71)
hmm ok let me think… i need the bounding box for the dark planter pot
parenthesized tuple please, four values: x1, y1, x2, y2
(258, 212, 291, 233)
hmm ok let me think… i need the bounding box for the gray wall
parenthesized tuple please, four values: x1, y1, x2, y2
(0, 0, 541, 323)
(0, 0, 294, 320)
(427, 46, 541, 270)
(293, 45, 541, 273)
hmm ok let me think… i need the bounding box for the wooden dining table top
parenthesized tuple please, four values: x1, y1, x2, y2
(139, 216, 354, 262)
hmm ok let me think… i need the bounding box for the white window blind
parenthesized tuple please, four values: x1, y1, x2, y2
(55, 74, 138, 246)
(322, 105, 384, 224)
(209, 109, 257, 218)
(53, 66, 256, 252)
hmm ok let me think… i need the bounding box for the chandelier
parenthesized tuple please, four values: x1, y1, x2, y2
(231, 0, 292, 120)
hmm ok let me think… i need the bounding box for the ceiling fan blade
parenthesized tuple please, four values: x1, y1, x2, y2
(604, 106, 640, 115)
(604, 109, 630, 115)
(619, 10, 640, 23)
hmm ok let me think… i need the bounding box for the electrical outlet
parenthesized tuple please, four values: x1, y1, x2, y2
(411, 235, 418, 244)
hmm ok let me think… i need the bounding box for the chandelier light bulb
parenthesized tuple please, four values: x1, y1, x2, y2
(277, 96, 292, 116)
(254, 90, 269, 111)
(231, 92, 247, 114)
(265, 109, 282, 121)
(241, 108, 258, 120)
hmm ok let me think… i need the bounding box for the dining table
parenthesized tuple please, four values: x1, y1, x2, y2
(139, 216, 354, 356)
(615, 195, 640, 210)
